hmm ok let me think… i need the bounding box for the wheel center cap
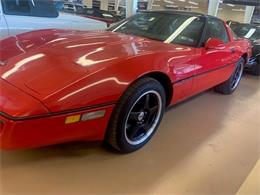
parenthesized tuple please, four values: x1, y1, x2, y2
(138, 112, 145, 121)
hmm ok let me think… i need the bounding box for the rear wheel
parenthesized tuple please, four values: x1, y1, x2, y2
(215, 58, 244, 94)
(249, 62, 260, 76)
(105, 78, 166, 153)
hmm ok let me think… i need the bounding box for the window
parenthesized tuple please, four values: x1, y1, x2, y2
(230, 29, 239, 40)
(204, 18, 229, 43)
(110, 12, 191, 42)
(1, 0, 58, 18)
(85, 9, 95, 15)
(84, 9, 103, 18)
(172, 17, 205, 47)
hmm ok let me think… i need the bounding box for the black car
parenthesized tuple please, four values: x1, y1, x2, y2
(228, 21, 260, 75)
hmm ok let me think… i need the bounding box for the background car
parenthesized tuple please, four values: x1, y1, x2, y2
(0, 0, 107, 40)
(80, 8, 121, 27)
(62, 3, 87, 14)
(228, 21, 260, 75)
(0, 11, 251, 153)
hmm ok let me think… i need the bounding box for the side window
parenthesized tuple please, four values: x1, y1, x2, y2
(230, 29, 238, 40)
(172, 17, 205, 47)
(85, 9, 95, 16)
(1, 0, 58, 18)
(205, 18, 229, 43)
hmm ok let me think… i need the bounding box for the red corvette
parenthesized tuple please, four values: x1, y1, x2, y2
(0, 11, 251, 153)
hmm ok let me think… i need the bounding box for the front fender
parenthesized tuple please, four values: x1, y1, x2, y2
(42, 53, 173, 112)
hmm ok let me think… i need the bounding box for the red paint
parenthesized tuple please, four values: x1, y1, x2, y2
(0, 24, 251, 149)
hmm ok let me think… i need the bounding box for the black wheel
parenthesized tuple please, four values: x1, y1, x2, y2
(215, 58, 244, 95)
(105, 77, 166, 153)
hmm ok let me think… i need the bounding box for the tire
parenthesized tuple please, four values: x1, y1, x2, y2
(249, 63, 260, 76)
(105, 77, 166, 153)
(214, 58, 244, 95)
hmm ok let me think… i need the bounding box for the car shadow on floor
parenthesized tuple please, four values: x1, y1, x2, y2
(0, 75, 259, 194)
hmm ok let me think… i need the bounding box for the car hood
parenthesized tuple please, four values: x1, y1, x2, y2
(0, 30, 172, 105)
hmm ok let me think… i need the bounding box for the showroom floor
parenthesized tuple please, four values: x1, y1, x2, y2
(0, 74, 259, 195)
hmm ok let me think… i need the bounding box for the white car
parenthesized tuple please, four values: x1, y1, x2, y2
(62, 3, 86, 13)
(0, 0, 107, 40)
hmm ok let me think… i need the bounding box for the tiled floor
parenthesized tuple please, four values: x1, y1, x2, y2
(0, 74, 259, 195)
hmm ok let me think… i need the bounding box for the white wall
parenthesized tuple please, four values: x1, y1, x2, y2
(218, 9, 245, 23)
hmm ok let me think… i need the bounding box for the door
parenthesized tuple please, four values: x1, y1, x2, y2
(167, 16, 206, 103)
(1, 0, 60, 36)
(192, 17, 236, 95)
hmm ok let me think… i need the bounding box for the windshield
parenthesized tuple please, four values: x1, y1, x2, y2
(109, 12, 203, 45)
(230, 23, 260, 41)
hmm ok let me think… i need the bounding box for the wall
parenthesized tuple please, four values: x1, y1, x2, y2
(218, 8, 245, 22)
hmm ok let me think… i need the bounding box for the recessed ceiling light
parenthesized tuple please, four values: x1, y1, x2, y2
(164, 0, 174, 4)
(227, 4, 235, 7)
(189, 1, 199, 5)
(185, 6, 199, 9)
(165, 5, 178, 8)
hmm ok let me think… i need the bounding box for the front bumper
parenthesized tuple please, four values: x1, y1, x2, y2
(0, 104, 115, 150)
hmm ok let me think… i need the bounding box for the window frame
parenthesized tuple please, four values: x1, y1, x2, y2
(201, 16, 230, 45)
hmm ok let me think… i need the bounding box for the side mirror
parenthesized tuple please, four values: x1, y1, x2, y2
(205, 38, 225, 50)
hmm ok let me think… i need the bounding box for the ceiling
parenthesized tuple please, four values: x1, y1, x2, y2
(150, 0, 247, 13)
(106, 0, 248, 13)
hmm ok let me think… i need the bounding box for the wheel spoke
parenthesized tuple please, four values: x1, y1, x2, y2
(149, 105, 158, 116)
(144, 94, 150, 109)
(142, 123, 150, 132)
(128, 125, 141, 140)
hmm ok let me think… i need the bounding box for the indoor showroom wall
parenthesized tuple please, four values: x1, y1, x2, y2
(151, 6, 245, 23)
(218, 9, 245, 22)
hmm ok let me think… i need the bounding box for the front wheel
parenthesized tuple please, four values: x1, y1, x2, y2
(105, 78, 166, 153)
(214, 58, 244, 95)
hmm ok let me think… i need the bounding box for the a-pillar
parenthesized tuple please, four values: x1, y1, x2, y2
(83, 0, 93, 8)
(244, 6, 255, 23)
(101, 0, 109, 11)
(126, 0, 138, 18)
(208, 0, 220, 16)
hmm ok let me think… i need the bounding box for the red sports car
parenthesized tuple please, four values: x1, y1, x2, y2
(0, 11, 251, 153)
